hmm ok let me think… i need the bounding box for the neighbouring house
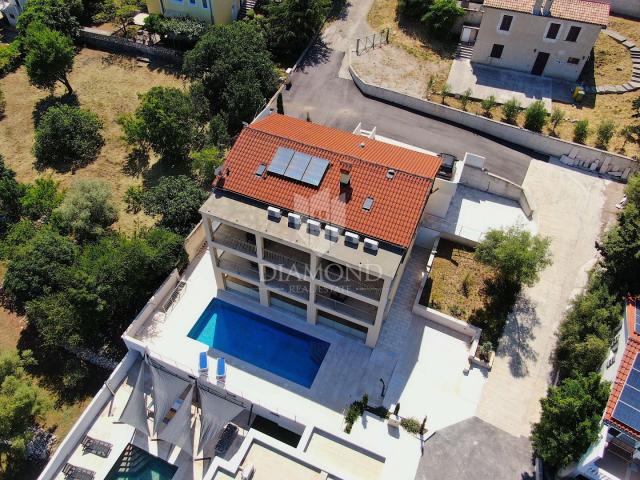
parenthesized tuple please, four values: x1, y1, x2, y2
(1, 0, 26, 26)
(145, 0, 243, 24)
(468, 0, 610, 81)
(575, 298, 640, 480)
(201, 113, 441, 347)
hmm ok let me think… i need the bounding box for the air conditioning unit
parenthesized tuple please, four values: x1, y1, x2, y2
(345, 231, 359, 246)
(288, 213, 301, 228)
(267, 206, 281, 220)
(307, 219, 321, 235)
(325, 225, 339, 241)
(364, 238, 379, 252)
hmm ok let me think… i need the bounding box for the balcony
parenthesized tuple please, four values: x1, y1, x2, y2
(264, 267, 310, 301)
(212, 224, 257, 257)
(218, 252, 260, 283)
(315, 287, 378, 325)
(263, 238, 311, 276)
(316, 259, 384, 302)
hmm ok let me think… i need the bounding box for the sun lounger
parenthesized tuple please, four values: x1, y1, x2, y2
(62, 463, 95, 480)
(81, 435, 112, 457)
(215, 423, 238, 456)
(199, 352, 209, 377)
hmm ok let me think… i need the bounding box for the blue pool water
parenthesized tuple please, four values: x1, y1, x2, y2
(106, 444, 176, 480)
(188, 299, 330, 388)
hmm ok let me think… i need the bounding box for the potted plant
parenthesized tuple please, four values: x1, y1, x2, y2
(388, 402, 401, 428)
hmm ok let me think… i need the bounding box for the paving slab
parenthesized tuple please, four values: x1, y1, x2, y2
(605, 29, 626, 42)
(474, 160, 610, 437)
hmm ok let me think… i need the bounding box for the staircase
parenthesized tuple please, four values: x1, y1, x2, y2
(455, 43, 474, 60)
(238, 0, 257, 18)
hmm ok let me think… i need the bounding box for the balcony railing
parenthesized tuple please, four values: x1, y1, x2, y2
(218, 257, 260, 282)
(316, 276, 383, 301)
(263, 248, 310, 275)
(266, 279, 310, 300)
(213, 233, 257, 257)
(315, 293, 377, 325)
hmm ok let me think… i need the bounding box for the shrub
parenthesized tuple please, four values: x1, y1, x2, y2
(501, 98, 521, 124)
(461, 272, 473, 297)
(23, 24, 75, 94)
(523, 100, 548, 132)
(421, 0, 464, 34)
(531, 373, 610, 468)
(549, 107, 565, 134)
(573, 119, 589, 144)
(400, 417, 422, 434)
(0, 87, 5, 117)
(20, 177, 64, 221)
(0, 42, 22, 78)
(478, 341, 493, 361)
(440, 83, 450, 104)
(190, 147, 225, 185)
(460, 88, 471, 111)
(344, 397, 367, 433)
(425, 76, 436, 100)
(481, 95, 496, 118)
(144, 14, 208, 45)
(34, 105, 104, 171)
(595, 120, 615, 150)
(397, 0, 431, 17)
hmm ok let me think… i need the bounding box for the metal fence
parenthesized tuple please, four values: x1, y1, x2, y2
(355, 28, 391, 55)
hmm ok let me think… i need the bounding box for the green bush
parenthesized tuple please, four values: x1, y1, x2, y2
(480, 95, 496, 118)
(596, 120, 615, 150)
(421, 0, 464, 34)
(501, 98, 521, 124)
(0, 86, 5, 118)
(549, 107, 565, 134)
(0, 42, 23, 77)
(459, 88, 471, 111)
(400, 417, 422, 434)
(573, 119, 590, 144)
(523, 100, 548, 132)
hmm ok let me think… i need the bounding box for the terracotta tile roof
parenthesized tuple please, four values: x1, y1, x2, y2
(550, 0, 609, 26)
(483, 0, 609, 26)
(214, 114, 441, 248)
(604, 299, 640, 439)
(483, 0, 536, 14)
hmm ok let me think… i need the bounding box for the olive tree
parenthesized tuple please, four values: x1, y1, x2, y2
(24, 24, 75, 94)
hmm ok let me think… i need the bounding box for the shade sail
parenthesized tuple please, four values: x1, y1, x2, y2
(197, 384, 244, 453)
(158, 384, 195, 455)
(118, 358, 150, 436)
(150, 363, 191, 435)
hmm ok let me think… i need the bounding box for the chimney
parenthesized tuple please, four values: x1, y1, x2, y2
(533, 0, 543, 14)
(543, 0, 553, 15)
(340, 163, 352, 189)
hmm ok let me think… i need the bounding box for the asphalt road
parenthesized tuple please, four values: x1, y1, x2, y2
(280, 40, 545, 186)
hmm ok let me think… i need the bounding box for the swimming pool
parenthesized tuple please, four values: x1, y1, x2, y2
(188, 299, 330, 388)
(105, 444, 177, 480)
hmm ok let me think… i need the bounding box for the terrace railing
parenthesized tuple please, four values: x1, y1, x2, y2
(263, 248, 310, 274)
(218, 258, 260, 282)
(315, 293, 377, 325)
(214, 233, 257, 257)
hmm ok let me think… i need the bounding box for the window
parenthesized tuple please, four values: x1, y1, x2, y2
(546, 22, 561, 39)
(566, 26, 581, 42)
(499, 14, 513, 31)
(490, 44, 504, 59)
(567, 57, 580, 64)
(202, 0, 207, 7)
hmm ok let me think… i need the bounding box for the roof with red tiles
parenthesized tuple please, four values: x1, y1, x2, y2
(484, 0, 609, 26)
(214, 114, 442, 248)
(604, 299, 640, 439)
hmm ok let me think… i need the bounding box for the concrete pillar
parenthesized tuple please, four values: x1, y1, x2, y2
(203, 215, 226, 290)
(307, 253, 318, 324)
(367, 278, 392, 347)
(258, 263, 269, 306)
(255, 233, 264, 260)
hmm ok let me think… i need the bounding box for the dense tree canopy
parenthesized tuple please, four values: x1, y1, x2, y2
(183, 22, 279, 134)
(3, 227, 78, 308)
(119, 86, 203, 164)
(17, 0, 81, 39)
(53, 179, 118, 242)
(475, 225, 552, 289)
(0, 155, 24, 228)
(421, 0, 464, 33)
(23, 24, 76, 94)
(20, 177, 64, 221)
(531, 373, 609, 468)
(264, 0, 330, 61)
(34, 105, 104, 171)
(127, 176, 208, 234)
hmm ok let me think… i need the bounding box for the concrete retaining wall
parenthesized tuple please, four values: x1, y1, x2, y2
(79, 29, 183, 63)
(37, 351, 140, 480)
(349, 64, 638, 180)
(610, 0, 640, 19)
(184, 221, 207, 261)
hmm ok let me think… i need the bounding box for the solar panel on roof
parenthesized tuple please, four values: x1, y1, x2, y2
(613, 353, 640, 432)
(301, 157, 330, 187)
(268, 147, 295, 175)
(636, 300, 640, 334)
(284, 152, 312, 181)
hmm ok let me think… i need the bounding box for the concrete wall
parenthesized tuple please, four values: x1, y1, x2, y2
(471, 7, 602, 81)
(349, 63, 639, 180)
(37, 352, 140, 480)
(184, 220, 207, 261)
(453, 5, 484, 34)
(610, 0, 640, 19)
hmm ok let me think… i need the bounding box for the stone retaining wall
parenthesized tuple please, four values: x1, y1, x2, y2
(349, 63, 638, 180)
(79, 29, 183, 63)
